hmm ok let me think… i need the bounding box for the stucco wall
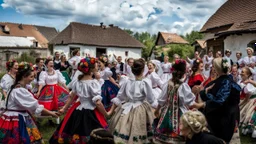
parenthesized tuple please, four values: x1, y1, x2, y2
(54, 44, 142, 62)
(224, 33, 256, 61)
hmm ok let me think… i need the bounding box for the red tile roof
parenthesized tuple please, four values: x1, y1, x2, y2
(0, 22, 58, 48)
(50, 22, 144, 48)
(201, 0, 256, 33)
(158, 32, 188, 45)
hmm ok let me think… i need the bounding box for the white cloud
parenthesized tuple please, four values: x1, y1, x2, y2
(1, 0, 226, 35)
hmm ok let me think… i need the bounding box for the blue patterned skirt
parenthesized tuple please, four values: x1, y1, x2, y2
(101, 80, 119, 110)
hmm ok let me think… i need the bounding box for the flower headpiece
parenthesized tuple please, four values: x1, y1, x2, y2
(6, 59, 17, 69)
(99, 55, 108, 63)
(78, 57, 97, 74)
(195, 58, 203, 64)
(170, 59, 186, 73)
(221, 58, 230, 72)
(18, 62, 34, 71)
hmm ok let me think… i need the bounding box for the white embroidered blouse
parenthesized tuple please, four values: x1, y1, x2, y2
(38, 70, 66, 86)
(72, 79, 102, 110)
(111, 78, 158, 114)
(158, 82, 196, 114)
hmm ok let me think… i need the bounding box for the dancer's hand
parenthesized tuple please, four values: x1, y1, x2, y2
(36, 92, 40, 98)
(51, 111, 60, 118)
(59, 108, 65, 115)
(154, 110, 160, 118)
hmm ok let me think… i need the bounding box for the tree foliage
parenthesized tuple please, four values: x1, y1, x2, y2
(123, 29, 202, 60)
(184, 30, 204, 44)
(124, 29, 157, 59)
(17, 52, 35, 63)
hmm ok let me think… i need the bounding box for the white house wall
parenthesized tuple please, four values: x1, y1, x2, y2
(54, 44, 141, 62)
(224, 33, 256, 60)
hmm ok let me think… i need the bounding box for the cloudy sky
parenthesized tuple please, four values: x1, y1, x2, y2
(0, 0, 226, 35)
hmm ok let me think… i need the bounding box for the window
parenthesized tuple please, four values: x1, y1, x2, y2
(33, 42, 38, 47)
(125, 51, 129, 57)
(248, 40, 256, 55)
(70, 47, 80, 57)
(96, 48, 106, 57)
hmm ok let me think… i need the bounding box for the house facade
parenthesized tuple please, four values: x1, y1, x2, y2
(50, 22, 144, 61)
(0, 22, 58, 71)
(200, 0, 256, 60)
(150, 32, 189, 60)
(192, 40, 206, 57)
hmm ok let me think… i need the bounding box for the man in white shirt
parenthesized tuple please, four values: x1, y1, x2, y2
(186, 51, 200, 65)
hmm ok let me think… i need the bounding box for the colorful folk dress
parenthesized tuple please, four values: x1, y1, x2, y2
(38, 70, 69, 111)
(49, 79, 107, 144)
(154, 82, 196, 143)
(160, 62, 172, 83)
(109, 78, 158, 144)
(0, 85, 44, 143)
(238, 81, 256, 137)
(60, 61, 71, 85)
(146, 71, 164, 100)
(100, 68, 119, 110)
(0, 74, 15, 108)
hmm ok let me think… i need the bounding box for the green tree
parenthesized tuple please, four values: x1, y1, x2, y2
(17, 52, 35, 63)
(167, 44, 194, 61)
(124, 29, 134, 36)
(184, 30, 204, 44)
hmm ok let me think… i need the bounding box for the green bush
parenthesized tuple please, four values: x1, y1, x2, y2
(167, 44, 194, 61)
(0, 72, 5, 79)
(16, 52, 35, 63)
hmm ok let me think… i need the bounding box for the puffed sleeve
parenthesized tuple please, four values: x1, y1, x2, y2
(178, 83, 196, 107)
(158, 82, 169, 106)
(0, 75, 14, 92)
(13, 88, 44, 115)
(90, 80, 102, 103)
(244, 83, 256, 95)
(151, 72, 164, 88)
(56, 70, 66, 84)
(111, 80, 128, 106)
(143, 78, 158, 108)
(38, 71, 46, 86)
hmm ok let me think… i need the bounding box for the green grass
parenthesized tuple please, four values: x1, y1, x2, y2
(39, 119, 255, 144)
(38, 117, 63, 144)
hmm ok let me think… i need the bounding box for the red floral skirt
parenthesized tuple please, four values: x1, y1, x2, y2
(0, 111, 43, 144)
(38, 84, 69, 111)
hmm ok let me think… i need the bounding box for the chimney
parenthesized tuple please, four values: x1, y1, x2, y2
(100, 22, 103, 27)
(18, 24, 23, 30)
(109, 24, 114, 27)
(3, 25, 10, 33)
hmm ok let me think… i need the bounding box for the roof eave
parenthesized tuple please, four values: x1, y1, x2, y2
(52, 43, 144, 49)
(215, 29, 256, 37)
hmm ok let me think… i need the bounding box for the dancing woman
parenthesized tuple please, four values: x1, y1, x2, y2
(0, 59, 18, 100)
(37, 59, 69, 111)
(59, 54, 71, 85)
(49, 57, 108, 144)
(198, 58, 241, 143)
(98, 55, 119, 110)
(0, 62, 59, 143)
(154, 59, 204, 143)
(108, 59, 158, 144)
